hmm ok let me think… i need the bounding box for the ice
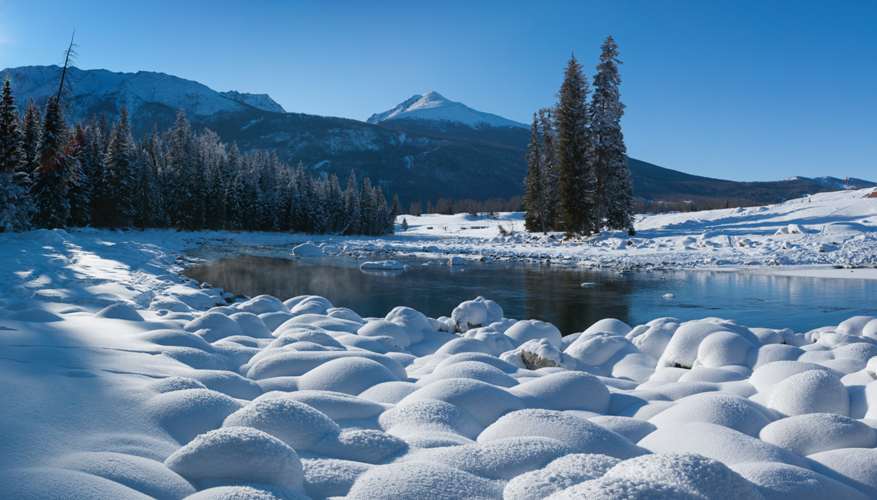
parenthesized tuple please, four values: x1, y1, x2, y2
(292, 242, 324, 257)
(359, 259, 405, 271)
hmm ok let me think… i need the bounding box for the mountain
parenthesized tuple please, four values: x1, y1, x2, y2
(1, 65, 872, 208)
(220, 90, 285, 113)
(0, 65, 283, 134)
(367, 91, 527, 129)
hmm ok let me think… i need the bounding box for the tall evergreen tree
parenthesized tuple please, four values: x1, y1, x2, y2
(66, 125, 91, 226)
(538, 108, 559, 229)
(523, 113, 544, 232)
(103, 107, 138, 227)
(591, 36, 633, 232)
(555, 55, 597, 235)
(31, 98, 72, 228)
(0, 79, 32, 231)
(343, 171, 361, 235)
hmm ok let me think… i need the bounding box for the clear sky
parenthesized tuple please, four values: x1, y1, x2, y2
(0, 0, 874, 181)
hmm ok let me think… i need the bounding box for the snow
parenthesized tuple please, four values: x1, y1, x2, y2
(1, 213, 877, 498)
(367, 91, 527, 129)
(387, 188, 877, 274)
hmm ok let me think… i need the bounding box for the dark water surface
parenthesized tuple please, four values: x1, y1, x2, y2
(185, 253, 877, 334)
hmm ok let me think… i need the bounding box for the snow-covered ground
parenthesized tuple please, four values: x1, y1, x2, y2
(1, 216, 877, 498)
(391, 188, 877, 275)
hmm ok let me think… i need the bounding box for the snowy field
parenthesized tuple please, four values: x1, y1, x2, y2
(391, 188, 877, 275)
(0, 189, 876, 498)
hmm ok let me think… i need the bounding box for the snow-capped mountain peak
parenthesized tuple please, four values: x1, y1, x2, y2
(367, 91, 527, 129)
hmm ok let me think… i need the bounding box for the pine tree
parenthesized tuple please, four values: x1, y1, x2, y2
(343, 171, 361, 234)
(555, 55, 597, 235)
(591, 36, 633, 232)
(0, 79, 31, 231)
(83, 123, 109, 226)
(538, 108, 559, 229)
(31, 98, 72, 228)
(523, 113, 544, 232)
(103, 107, 138, 227)
(66, 125, 91, 226)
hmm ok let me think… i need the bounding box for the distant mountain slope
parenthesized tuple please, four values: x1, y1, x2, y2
(0, 65, 283, 134)
(1, 65, 871, 207)
(368, 91, 527, 129)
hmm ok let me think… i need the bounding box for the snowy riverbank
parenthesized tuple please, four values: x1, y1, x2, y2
(1, 224, 877, 498)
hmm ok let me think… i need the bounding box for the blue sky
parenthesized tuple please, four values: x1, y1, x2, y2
(0, 0, 874, 181)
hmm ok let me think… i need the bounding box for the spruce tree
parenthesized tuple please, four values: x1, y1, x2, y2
(555, 55, 597, 235)
(523, 113, 544, 232)
(343, 171, 361, 235)
(66, 125, 91, 226)
(31, 98, 71, 228)
(103, 107, 138, 227)
(0, 79, 31, 231)
(592, 36, 633, 231)
(538, 108, 559, 230)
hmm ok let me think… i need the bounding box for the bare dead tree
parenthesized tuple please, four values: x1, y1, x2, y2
(55, 30, 77, 103)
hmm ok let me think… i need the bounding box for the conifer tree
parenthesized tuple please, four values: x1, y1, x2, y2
(0, 79, 31, 231)
(523, 113, 544, 232)
(555, 55, 597, 235)
(343, 171, 361, 235)
(66, 125, 91, 226)
(538, 108, 559, 230)
(31, 98, 72, 228)
(591, 36, 633, 232)
(103, 107, 138, 227)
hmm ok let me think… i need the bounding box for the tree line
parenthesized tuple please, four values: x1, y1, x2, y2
(523, 36, 634, 235)
(0, 80, 396, 235)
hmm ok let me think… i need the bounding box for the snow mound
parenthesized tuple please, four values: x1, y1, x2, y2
(223, 398, 340, 450)
(347, 460, 503, 500)
(767, 369, 849, 416)
(649, 392, 773, 436)
(478, 409, 644, 459)
(398, 378, 524, 428)
(185, 485, 287, 499)
(604, 452, 762, 499)
(732, 461, 870, 500)
(547, 476, 703, 499)
(505, 319, 563, 348)
(55, 451, 195, 499)
(807, 448, 877, 494)
(503, 453, 620, 500)
(302, 458, 371, 498)
(297, 356, 399, 395)
(165, 426, 303, 493)
(147, 388, 243, 444)
(759, 413, 876, 455)
(510, 372, 610, 412)
(96, 302, 145, 321)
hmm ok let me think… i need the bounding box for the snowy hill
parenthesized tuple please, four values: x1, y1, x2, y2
(0, 65, 285, 125)
(367, 91, 527, 129)
(220, 90, 286, 113)
(395, 187, 877, 271)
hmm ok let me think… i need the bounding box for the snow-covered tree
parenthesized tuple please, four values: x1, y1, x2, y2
(555, 55, 597, 235)
(103, 107, 138, 227)
(343, 171, 361, 235)
(66, 125, 91, 227)
(31, 98, 71, 228)
(0, 79, 32, 231)
(538, 108, 559, 230)
(523, 113, 544, 232)
(591, 36, 633, 232)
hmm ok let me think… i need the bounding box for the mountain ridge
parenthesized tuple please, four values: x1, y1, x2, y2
(1, 64, 872, 207)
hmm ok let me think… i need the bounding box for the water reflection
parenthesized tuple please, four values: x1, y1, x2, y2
(185, 254, 877, 334)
